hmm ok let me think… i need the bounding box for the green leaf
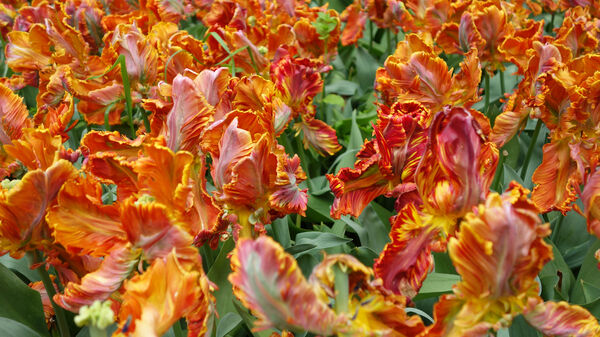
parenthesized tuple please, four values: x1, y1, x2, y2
(433, 252, 457, 275)
(539, 240, 575, 301)
(551, 207, 595, 269)
(507, 315, 542, 337)
(305, 194, 334, 223)
(350, 246, 379, 267)
(413, 273, 460, 300)
(271, 216, 292, 249)
(334, 110, 364, 173)
(0, 255, 39, 282)
(312, 12, 337, 40)
(356, 203, 390, 254)
(232, 300, 274, 337)
(0, 317, 44, 337)
(0, 263, 50, 337)
(207, 239, 236, 324)
(502, 163, 527, 190)
(325, 80, 359, 96)
(215, 313, 242, 337)
(306, 175, 330, 196)
(354, 46, 378, 91)
(570, 238, 600, 305)
(293, 232, 351, 258)
(502, 133, 521, 169)
(322, 94, 345, 107)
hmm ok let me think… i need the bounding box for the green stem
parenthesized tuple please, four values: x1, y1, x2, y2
(491, 149, 506, 192)
(333, 264, 349, 314)
(33, 251, 70, 337)
(386, 29, 392, 56)
(520, 119, 543, 180)
(550, 214, 564, 242)
(484, 71, 490, 114)
(369, 21, 374, 54)
(500, 71, 506, 96)
(117, 56, 135, 139)
(89, 326, 107, 337)
(172, 319, 185, 337)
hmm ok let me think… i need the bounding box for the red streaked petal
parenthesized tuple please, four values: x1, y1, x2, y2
(55, 245, 140, 312)
(532, 141, 580, 213)
(374, 204, 435, 298)
(229, 236, 344, 334)
(294, 117, 342, 156)
(523, 298, 600, 337)
(47, 175, 127, 257)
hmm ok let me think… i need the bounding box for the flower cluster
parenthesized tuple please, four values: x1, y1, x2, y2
(0, 0, 341, 335)
(1, 0, 600, 336)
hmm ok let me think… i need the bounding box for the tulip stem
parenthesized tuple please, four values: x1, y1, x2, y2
(491, 149, 506, 192)
(520, 119, 543, 180)
(369, 21, 374, 54)
(484, 71, 490, 114)
(33, 251, 70, 337)
(386, 29, 392, 56)
(500, 70, 506, 96)
(550, 214, 564, 241)
(172, 319, 185, 337)
(333, 263, 349, 314)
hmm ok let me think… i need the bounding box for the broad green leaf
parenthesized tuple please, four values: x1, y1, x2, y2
(0, 263, 50, 337)
(539, 240, 575, 301)
(0, 317, 44, 337)
(293, 232, 351, 257)
(325, 80, 359, 96)
(356, 204, 390, 253)
(207, 239, 236, 323)
(354, 46, 378, 91)
(232, 300, 274, 337)
(0, 255, 39, 282)
(306, 175, 330, 196)
(507, 315, 542, 337)
(413, 273, 460, 300)
(322, 94, 345, 107)
(551, 207, 595, 269)
(570, 238, 600, 305)
(215, 313, 242, 337)
(271, 217, 292, 249)
(503, 133, 521, 169)
(433, 252, 457, 275)
(350, 246, 378, 267)
(305, 194, 334, 223)
(502, 163, 527, 190)
(334, 110, 364, 173)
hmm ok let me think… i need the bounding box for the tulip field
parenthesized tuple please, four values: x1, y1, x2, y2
(2, 0, 600, 336)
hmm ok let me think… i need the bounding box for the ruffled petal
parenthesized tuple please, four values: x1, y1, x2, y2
(118, 251, 210, 337)
(0, 160, 76, 255)
(54, 245, 140, 312)
(47, 175, 127, 257)
(523, 298, 600, 337)
(294, 117, 342, 156)
(532, 141, 580, 213)
(374, 204, 435, 298)
(229, 236, 344, 334)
